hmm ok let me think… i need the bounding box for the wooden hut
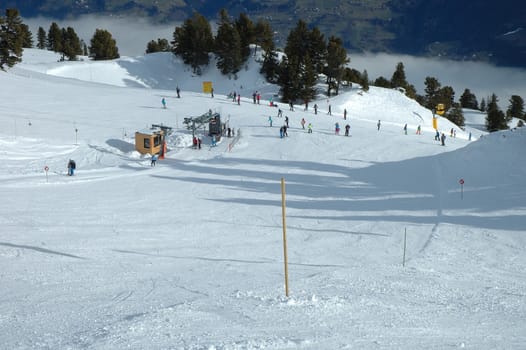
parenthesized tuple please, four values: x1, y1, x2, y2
(135, 127, 164, 155)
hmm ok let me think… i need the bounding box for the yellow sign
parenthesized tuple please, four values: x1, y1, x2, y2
(436, 103, 445, 116)
(202, 81, 212, 93)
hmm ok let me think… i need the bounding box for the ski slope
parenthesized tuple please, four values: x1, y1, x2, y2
(0, 49, 525, 350)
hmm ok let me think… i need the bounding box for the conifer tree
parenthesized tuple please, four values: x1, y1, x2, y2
(89, 29, 119, 60)
(47, 22, 62, 52)
(256, 19, 279, 82)
(361, 70, 369, 91)
(214, 9, 242, 76)
(480, 98, 486, 112)
(20, 23, 33, 48)
(234, 12, 254, 61)
(37, 26, 46, 49)
(308, 27, 326, 74)
(390, 62, 408, 89)
(172, 12, 214, 74)
(506, 95, 524, 121)
(146, 38, 170, 53)
(373, 76, 391, 88)
(459, 88, 479, 109)
(0, 8, 25, 70)
(485, 93, 508, 131)
(446, 103, 465, 127)
(60, 27, 82, 61)
(325, 35, 349, 96)
(424, 76, 441, 110)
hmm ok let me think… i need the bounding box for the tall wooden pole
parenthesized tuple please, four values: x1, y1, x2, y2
(281, 178, 289, 297)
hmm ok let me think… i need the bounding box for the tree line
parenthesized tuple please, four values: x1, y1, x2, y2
(1, 8, 524, 131)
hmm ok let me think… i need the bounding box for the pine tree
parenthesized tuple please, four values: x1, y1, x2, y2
(506, 95, 524, 121)
(424, 76, 441, 110)
(214, 9, 242, 76)
(146, 38, 170, 54)
(89, 28, 119, 60)
(20, 23, 33, 48)
(459, 88, 479, 109)
(361, 70, 369, 91)
(480, 98, 486, 112)
(301, 54, 317, 102)
(234, 12, 254, 61)
(256, 19, 279, 82)
(0, 8, 25, 70)
(373, 76, 391, 88)
(390, 62, 408, 89)
(60, 27, 82, 61)
(308, 26, 326, 74)
(47, 22, 62, 52)
(172, 12, 214, 74)
(37, 26, 46, 49)
(485, 94, 508, 131)
(446, 103, 465, 127)
(325, 35, 349, 96)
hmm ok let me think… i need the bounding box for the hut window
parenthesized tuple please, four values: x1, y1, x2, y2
(144, 138, 151, 148)
(154, 134, 161, 147)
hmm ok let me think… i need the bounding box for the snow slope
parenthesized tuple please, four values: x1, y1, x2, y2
(0, 50, 525, 350)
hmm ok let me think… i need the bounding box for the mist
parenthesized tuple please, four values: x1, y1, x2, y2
(24, 15, 526, 108)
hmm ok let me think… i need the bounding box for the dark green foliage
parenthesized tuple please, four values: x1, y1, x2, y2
(342, 67, 361, 86)
(373, 76, 391, 88)
(423, 76, 441, 110)
(0, 8, 24, 70)
(234, 12, 254, 61)
(256, 19, 279, 82)
(361, 70, 369, 91)
(47, 22, 62, 52)
(60, 27, 82, 61)
(89, 28, 119, 60)
(278, 20, 326, 102)
(214, 9, 242, 76)
(390, 62, 408, 88)
(480, 98, 486, 112)
(437, 86, 455, 112)
(146, 38, 170, 53)
(172, 12, 214, 74)
(446, 103, 465, 127)
(37, 26, 46, 49)
(325, 35, 349, 96)
(20, 23, 32, 48)
(506, 95, 524, 121)
(459, 88, 478, 109)
(485, 94, 508, 132)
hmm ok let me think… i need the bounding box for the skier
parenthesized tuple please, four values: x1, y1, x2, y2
(253, 91, 257, 104)
(335, 122, 340, 135)
(283, 125, 288, 137)
(377, 120, 381, 131)
(192, 136, 198, 149)
(403, 124, 407, 135)
(237, 94, 241, 105)
(314, 103, 318, 115)
(67, 159, 76, 176)
(268, 116, 273, 127)
(345, 124, 350, 136)
(211, 87, 214, 98)
(279, 126, 284, 138)
(469, 132, 472, 141)
(435, 130, 440, 141)
(344, 108, 347, 120)
(300, 118, 306, 129)
(161, 97, 166, 109)
(176, 86, 180, 98)
(416, 125, 421, 135)
(198, 138, 202, 149)
(307, 123, 313, 133)
(257, 92, 261, 104)
(151, 154, 158, 167)
(327, 104, 332, 115)
(277, 109, 283, 118)
(211, 135, 217, 147)
(441, 132, 446, 146)
(289, 101, 294, 111)
(285, 116, 289, 128)
(304, 100, 308, 111)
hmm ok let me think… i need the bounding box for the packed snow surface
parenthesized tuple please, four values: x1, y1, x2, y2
(1, 50, 525, 349)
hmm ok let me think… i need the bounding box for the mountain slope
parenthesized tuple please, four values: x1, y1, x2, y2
(0, 50, 525, 349)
